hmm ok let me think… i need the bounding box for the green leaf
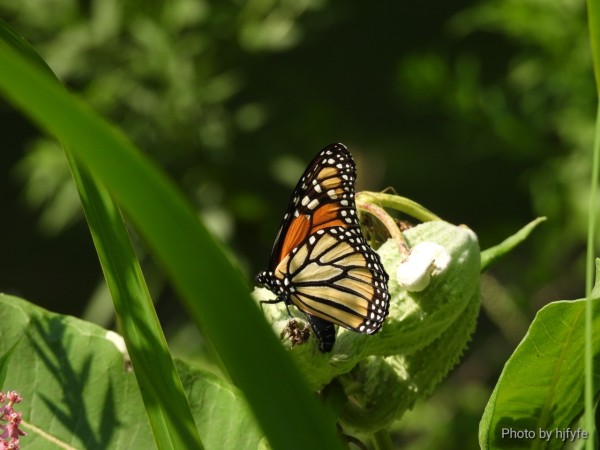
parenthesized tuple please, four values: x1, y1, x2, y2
(0, 295, 263, 450)
(480, 217, 546, 272)
(0, 294, 154, 449)
(0, 16, 56, 81)
(0, 28, 343, 450)
(175, 360, 262, 450)
(0, 295, 28, 390)
(479, 293, 600, 449)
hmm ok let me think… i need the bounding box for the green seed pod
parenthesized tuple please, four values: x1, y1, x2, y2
(255, 220, 480, 403)
(337, 220, 481, 431)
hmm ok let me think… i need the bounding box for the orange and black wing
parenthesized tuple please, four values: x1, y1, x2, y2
(257, 143, 389, 352)
(267, 143, 360, 269)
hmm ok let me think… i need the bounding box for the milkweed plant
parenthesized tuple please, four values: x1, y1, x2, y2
(0, 7, 600, 450)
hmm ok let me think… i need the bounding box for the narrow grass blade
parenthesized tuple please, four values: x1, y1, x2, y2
(585, 2, 600, 446)
(0, 19, 202, 449)
(0, 37, 343, 450)
(66, 155, 203, 449)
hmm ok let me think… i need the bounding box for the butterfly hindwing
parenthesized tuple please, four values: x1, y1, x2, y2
(281, 227, 388, 333)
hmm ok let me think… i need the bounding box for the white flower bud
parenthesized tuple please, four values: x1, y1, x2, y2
(396, 242, 451, 292)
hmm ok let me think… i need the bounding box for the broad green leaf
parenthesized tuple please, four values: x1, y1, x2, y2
(0, 296, 28, 390)
(0, 294, 154, 449)
(479, 294, 600, 449)
(0, 295, 262, 450)
(175, 360, 262, 450)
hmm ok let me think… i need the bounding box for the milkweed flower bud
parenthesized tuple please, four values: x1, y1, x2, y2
(396, 241, 451, 292)
(0, 391, 26, 450)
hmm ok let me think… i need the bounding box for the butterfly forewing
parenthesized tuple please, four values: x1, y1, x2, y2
(257, 143, 390, 352)
(269, 144, 359, 265)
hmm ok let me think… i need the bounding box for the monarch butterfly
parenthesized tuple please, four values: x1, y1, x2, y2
(256, 143, 390, 352)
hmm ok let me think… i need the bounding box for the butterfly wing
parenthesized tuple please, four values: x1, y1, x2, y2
(275, 226, 389, 333)
(268, 143, 359, 269)
(257, 143, 390, 352)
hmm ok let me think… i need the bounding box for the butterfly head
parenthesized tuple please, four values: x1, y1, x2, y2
(256, 270, 287, 298)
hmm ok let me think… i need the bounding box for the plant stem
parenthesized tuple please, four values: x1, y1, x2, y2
(371, 429, 393, 450)
(584, 102, 600, 449)
(584, 1, 600, 445)
(356, 191, 441, 223)
(357, 198, 409, 257)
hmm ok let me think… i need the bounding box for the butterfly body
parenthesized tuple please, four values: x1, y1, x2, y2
(256, 143, 390, 352)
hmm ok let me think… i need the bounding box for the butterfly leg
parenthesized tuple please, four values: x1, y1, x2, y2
(259, 298, 293, 317)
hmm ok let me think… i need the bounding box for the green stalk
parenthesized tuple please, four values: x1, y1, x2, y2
(372, 429, 394, 450)
(356, 191, 441, 222)
(585, 0, 600, 447)
(356, 197, 409, 256)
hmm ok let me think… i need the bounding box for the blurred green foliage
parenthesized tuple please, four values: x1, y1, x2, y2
(4, 0, 323, 238)
(0, 0, 597, 448)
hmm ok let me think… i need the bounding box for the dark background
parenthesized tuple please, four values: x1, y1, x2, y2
(0, 1, 593, 448)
